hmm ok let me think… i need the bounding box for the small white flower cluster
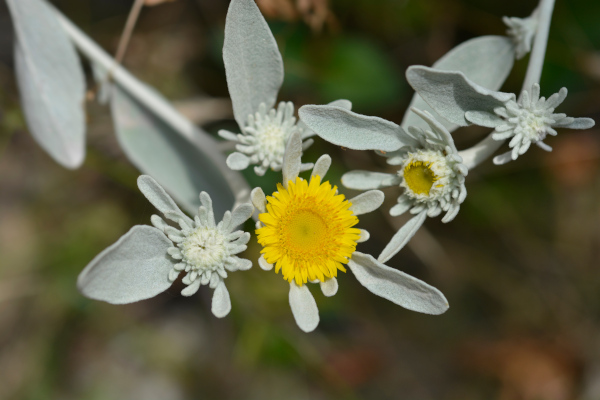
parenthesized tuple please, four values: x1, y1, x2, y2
(503, 10, 538, 60)
(220, 102, 310, 176)
(77, 175, 254, 318)
(483, 84, 595, 164)
(151, 191, 252, 297)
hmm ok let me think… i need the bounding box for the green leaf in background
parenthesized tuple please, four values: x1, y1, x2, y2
(315, 37, 403, 112)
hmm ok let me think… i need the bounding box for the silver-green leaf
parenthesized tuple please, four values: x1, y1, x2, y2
(223, 0, 284, 129)
(77, 225, 173, 304)
(406, 66, 515, 127)
(7, 0, 86, 169)
(111, 86, 240, 219)
(402, 36, 515, 132)
(299, 105, 416, 151)
(349, 251, 448, 315)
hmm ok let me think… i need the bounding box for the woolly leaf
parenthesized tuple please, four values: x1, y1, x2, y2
(403, 36, 514, 131)
(78, 226, 173, 304)
(223, 0, 284, 129)
(111, 85, 238, 219)
(406, 66, 514, 127)
(349, 251, 449, 315)
(7, 0, 86, 168)
(299, 105, 416, 151)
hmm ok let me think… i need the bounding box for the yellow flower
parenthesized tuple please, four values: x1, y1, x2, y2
(251, 132, 447, 333)
(256, 175, 361, 286)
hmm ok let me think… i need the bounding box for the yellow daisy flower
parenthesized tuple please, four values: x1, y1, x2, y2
(256, 175, 361, 286)
(251, 131, 449, 333)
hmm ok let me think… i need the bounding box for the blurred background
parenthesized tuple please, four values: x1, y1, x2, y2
(1, 0, 600, 399)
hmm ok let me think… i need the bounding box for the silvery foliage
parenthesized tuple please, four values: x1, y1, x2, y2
(59, 11, 251, 216)
(6, 0, 86, 169)
(6, 1, 249, 217)
(407, 67, 596, 165)
(108, 84, 247, 217)
(406, 1, 595, 167)
(78, 175, 254, 318)
(401, 35, 516, 134)
(251, 132, 449, 332)
(405, 66, 516, 129)
(219, 0, 352, 176)
(297, 26, 522, 262)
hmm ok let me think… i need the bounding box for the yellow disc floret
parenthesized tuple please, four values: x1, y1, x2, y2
(403, 161, 438, 195)
(256, 175, 361, 286)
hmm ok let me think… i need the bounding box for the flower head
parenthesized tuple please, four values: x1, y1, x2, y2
(251, 131, 449, 332)
(257, 175, 361, 285)
(503, 9, 539, 60)
(385, 110, 468, 223)
(77, 175, 254, 318)
(155, 191, 253, 299)
(220, 0, 351, 176)
(220, 102, 311, 176)
(466, 84, 596, 164)
(299, 104, 467, 263)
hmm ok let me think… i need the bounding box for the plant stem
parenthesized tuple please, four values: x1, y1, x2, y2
(53, 9, 250, 205)
(521, 0, 556, 95)
(114, 0, 145, 66)
(458, 0, 555, 169)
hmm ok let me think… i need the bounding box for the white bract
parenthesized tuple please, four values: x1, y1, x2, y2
(299, 105, 467, 263)
(250, 132, 449, 332)
(77, 175, 254, 318)
(219, 0, 350, 176)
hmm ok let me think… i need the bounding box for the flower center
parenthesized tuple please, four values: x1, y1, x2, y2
(180, 227, 228, 270)
(403, 161, 437, 195)
(256, 176, 361, 286)
(257, 123, 286, 157)
(400, 149, 452, 200)
(519, 110, 547, 141)
(287, 210, 327, 249)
